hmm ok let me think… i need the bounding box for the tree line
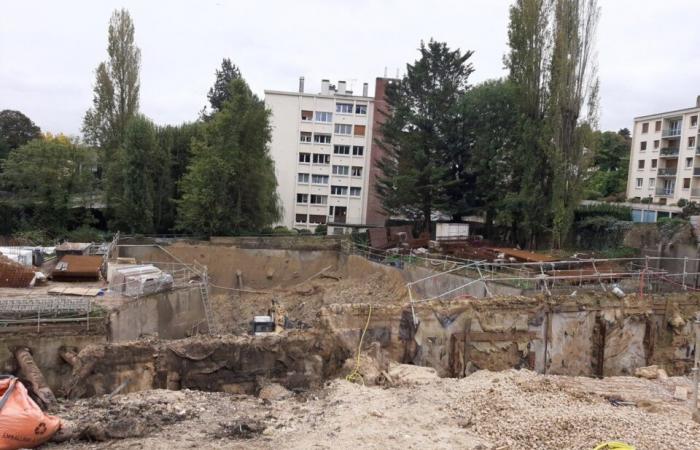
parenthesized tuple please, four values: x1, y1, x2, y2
(0, 2, 629, 248)
(377, 0, 628, 249)
(0, 9, 280, 240)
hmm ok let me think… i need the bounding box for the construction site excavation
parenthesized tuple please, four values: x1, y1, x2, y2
(4, 232, 700, 449)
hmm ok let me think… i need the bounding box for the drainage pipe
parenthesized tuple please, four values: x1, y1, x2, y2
(14, 347, 56, 408)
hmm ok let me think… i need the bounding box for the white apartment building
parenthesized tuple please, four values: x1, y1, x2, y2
(627, 96, 700, 211)
(265, 78, 374, 232)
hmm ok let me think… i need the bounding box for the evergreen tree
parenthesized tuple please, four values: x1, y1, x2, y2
(376, 39, 474, 232)
(177, 76, 280, 235)
(206, 58, 242, 114)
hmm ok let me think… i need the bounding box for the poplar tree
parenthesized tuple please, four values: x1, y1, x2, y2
(82, 8, 141, 151)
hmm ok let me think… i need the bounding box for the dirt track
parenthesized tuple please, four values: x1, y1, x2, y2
(48, 368, 700, 449)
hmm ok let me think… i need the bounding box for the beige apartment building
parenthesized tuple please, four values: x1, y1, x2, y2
(627, 97, 700, 212)
(265, 78, 374, 233)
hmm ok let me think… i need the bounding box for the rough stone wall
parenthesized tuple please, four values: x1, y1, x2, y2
(63, 331, 350, 399)
(320, 293, 700, 378)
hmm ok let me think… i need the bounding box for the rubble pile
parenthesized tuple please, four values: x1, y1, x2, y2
(47, 369, 700, 449)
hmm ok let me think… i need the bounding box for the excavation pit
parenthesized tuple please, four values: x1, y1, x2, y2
(3, 238, 700, 448)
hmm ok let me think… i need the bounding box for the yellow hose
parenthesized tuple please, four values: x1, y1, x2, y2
(593, 442, 635, 450)
(345, 304, 373, 385)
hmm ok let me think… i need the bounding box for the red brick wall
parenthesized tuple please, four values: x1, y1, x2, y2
(366, 77, 397, 226)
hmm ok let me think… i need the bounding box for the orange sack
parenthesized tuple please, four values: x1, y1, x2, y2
(0, 375, 61, 450)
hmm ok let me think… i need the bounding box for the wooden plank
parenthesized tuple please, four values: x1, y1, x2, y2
(48, 287, 101, 297)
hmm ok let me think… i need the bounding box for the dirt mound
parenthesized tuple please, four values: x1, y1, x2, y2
(211, 268, 407, 335)
(48, 369, 700, 449)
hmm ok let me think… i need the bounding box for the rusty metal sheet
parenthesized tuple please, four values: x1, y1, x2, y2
(51, 255, 102, 281)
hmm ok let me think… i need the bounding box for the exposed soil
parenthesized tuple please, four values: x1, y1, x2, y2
(210, 268, 406, 335)
(47, 369, 700, 449)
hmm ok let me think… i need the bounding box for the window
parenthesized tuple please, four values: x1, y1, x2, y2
(314, 133, 331, 144)
(687, 157, 694, 168)
(336, 103, 353, 114)
(301, 110, 313, 121)
(315, 111, 333, 122)
(636, 178, 643, 188)
(300, 132, 312, 143)
(298, 173, 309, 183)
(330, 185, 348, 195)
(309, 215, 327, 224)
(641, 122, 649, 133)
(655, 121, 662, 132)
(312, 153, 330, 164)
(299, 152, 311, 163)
(295, 214, 307, 223)
(654, 140, 660, 149)
(649, 178, 655, 188)
(350, 187, 362, 197)
(351, 166, 362, 177)
(692, 115, 698, 128)
(684, 178, 691, 189)
(352, 145, 364, 156)
(296, 193, 308, 204)
(311, 174, 329, 184)
(332, 165, 349, 175)
(638, 160, 645, 169)
(651, 159, 657, 169)
(310, 194, 327, 205)
(334, 145, 350, 155)
(355, 104, 367, 114)
(689, 137, 696, 148)
(334, 124, 352, 135)
(640, 141, 647, 151)
(354, 125, 366, 136)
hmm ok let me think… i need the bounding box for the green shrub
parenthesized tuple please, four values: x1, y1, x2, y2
(677, 199, 688, 208)
(314, 224, 327, 235)
(657, 217, 687, 238)
(640, 197, 652, 204)
(65, 226, 105, 243)
(574, 204, 631, 222)
(272, 226, 295, 235)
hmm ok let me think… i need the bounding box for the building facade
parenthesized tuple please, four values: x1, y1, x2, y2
(627, 97, 700, 205)
(265, 78, 374, 232)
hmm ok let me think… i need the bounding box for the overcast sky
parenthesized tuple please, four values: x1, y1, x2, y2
(1, 0, 699, 137)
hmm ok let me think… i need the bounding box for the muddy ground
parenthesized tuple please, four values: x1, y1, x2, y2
(46, 368, 700, 450)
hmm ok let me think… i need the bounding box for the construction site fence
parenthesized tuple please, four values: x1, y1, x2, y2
(340, 241, 700, 305)
(0, 296, 103, 333)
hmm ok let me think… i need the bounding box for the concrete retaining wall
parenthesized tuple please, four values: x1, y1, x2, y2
(109, 287, 206, 341)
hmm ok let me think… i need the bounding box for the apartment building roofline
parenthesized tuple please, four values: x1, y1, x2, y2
(263, 89, 374, 101)
(634, 96, 700, 120)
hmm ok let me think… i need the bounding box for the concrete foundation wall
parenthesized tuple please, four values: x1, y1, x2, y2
(109, 287, 206, 341)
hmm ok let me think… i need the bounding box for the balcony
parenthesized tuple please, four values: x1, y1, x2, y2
(655, 187, 675, 197)
(660, 147, 679, 157)
(662, 128, 682, 138)
(657, 167, 677, 176)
